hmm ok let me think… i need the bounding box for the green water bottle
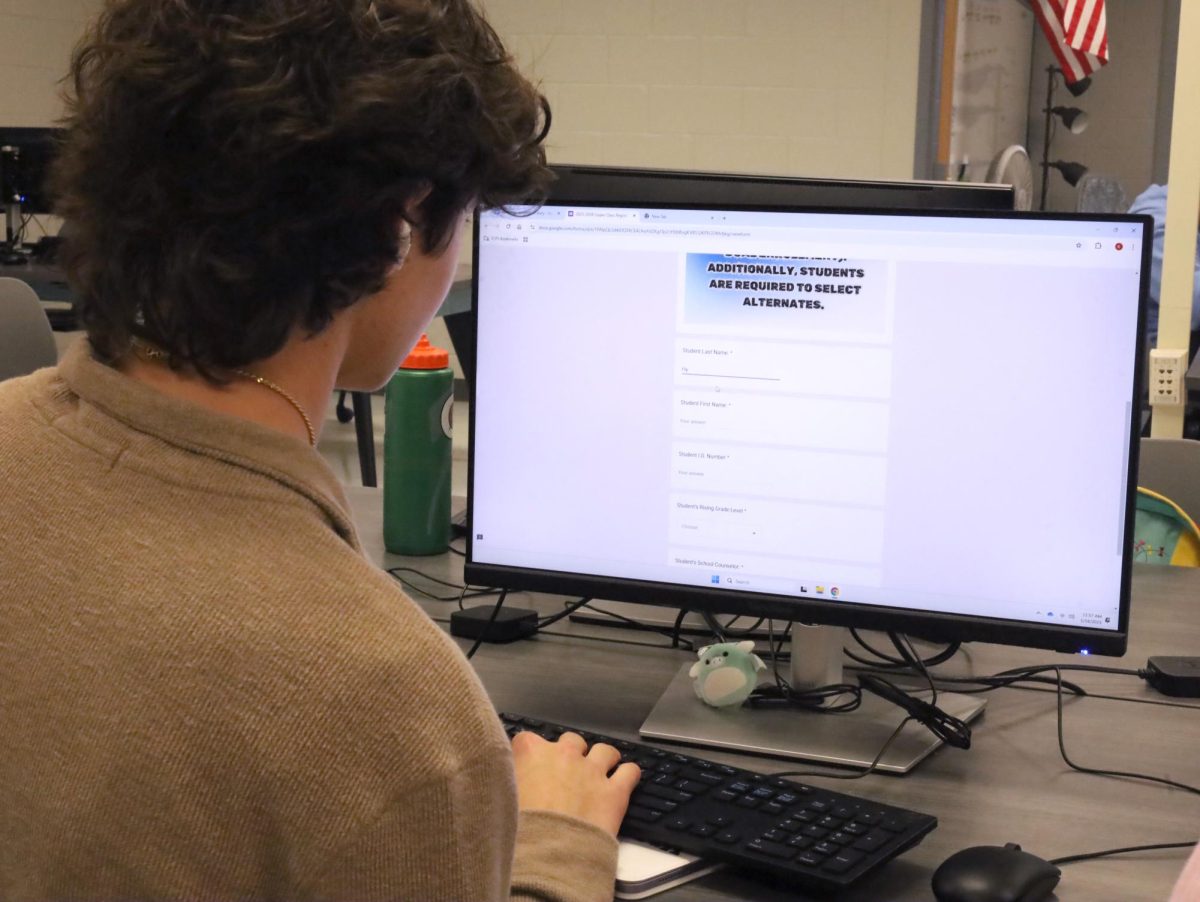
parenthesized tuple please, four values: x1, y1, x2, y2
(383, 334, 454, 555)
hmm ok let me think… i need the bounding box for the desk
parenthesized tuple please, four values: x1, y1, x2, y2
(346, 488, 1199, 901)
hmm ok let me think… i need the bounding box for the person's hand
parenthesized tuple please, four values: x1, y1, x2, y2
(511, 730, 641, 836)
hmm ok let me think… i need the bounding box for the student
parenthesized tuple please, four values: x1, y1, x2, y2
(1127, 183, 1200, 347)
(0, 1, 637, 899)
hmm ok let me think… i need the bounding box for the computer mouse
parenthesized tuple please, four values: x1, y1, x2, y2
(932, 842, 1061, 902)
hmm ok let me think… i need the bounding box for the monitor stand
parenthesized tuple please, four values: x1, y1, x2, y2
(639, 624, 986, 775)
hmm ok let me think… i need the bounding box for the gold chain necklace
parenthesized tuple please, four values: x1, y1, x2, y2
(133, 340, 315, 447)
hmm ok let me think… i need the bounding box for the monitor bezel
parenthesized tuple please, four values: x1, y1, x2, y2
(547, 162, 1016, 211)
(465, 199, 1150, 658)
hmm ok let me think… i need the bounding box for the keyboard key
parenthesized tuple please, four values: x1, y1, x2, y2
(787, 835, 813, 850)
(736, 796, 761, 809)
(716, 830, 740, 844)
(797, 850, 826, 867)
(823, 850, 865, 874)
(641, 783, 692, 803)
(778, 819, 802, 833)
(747, 839, 797, 860)
(818, 815, 844, 830)
(855, 811, 881, 825)
(813, 842, 840, 856)
(843, 822, 869, 836)
(689, 823, 716, 837)
(729, 782, 752, 794)
(762, 802, 786, 815)
(626, 806, 662, 823)
(833, 806, 857, 819)
(852, 830, 892, 853)
(828, 832, 854, 846)
(880, 815, 912, 833)
(634, 796, 678, 814)
(715, 789, 738, 802)
(675, 780, 711, 795)
(708, 815, 732, 827)
(751, 787, 776, 800)
(763, 829, 788, 842)
(802, 825, 828, 839)
(665, 816, 690, 831)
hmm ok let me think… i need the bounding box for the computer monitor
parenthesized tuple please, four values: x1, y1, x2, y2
(466, 200, 1148, 770)
(550, 163, 1016, 211)
(0, 127, 61, 216)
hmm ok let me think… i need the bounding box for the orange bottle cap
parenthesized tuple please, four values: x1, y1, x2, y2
(401, 334, 450, 370)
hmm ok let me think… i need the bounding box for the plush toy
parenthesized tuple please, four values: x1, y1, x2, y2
(689, 640, 766, 708)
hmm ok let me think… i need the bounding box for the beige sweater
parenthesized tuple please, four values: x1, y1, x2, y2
(0, 340, 617, 901)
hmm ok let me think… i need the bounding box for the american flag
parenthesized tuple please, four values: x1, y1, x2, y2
(1031, 0, 1108, 84)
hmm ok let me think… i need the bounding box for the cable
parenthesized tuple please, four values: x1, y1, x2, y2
(897, 669, 1091, 698)
(385, 565, 500, 604)
(766, 717, 915, 783)
(464, 590, 508, 660)
(1048, 666, 1200, 796)
(746, 682, 863, 713)
(858, 673, 971, 750)
(671, 608, 689, 649)
(721, 615, 766, 637)
(701, 611, 727, 643)
(1051, 840, 1197, 867)
(846, 629, 961, 670)
(573, 602, 697, 651)
(745, 619, 861, 713)
(536, 596, 591, 629)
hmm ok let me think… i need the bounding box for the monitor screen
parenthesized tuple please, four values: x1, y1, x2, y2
(466, 202, 1148, 657)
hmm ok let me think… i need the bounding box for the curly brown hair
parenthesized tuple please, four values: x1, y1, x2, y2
(53, 0, 550, 376)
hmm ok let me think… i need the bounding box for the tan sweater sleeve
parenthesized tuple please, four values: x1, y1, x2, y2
(299, 758, 618, 902)
(301, 751, 515, 901)
(511, 811, 619, 902)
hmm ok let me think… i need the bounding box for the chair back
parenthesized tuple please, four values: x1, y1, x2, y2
(1136, 438, 1200, 567)
(1139, 438, 1200, 521)
(0, 276, 56, 381)
(1134, 488, 1200, 566)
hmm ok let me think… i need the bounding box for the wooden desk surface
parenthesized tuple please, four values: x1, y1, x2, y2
(346, 487, 1200, 901)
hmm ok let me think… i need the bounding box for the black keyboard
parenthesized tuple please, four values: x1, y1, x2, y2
(501, 712, 936, 895)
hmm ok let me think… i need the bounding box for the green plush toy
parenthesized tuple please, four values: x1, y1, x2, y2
(689, 640, 766, 708)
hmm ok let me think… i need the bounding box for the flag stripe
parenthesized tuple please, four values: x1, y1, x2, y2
(1032, 0, 1107, 83)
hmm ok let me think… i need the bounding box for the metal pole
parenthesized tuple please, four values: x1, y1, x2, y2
(1039, 66, 1056, 211)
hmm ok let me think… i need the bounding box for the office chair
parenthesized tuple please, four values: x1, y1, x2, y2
(1139, 438, 1200, 523)
(334, 390, 378, 487)
(0, 276, 57, 381)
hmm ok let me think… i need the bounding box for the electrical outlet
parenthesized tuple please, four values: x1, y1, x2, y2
(1149, 349, 1189, 407)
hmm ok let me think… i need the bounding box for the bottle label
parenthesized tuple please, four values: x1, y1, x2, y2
(441, 394, 453, 440)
